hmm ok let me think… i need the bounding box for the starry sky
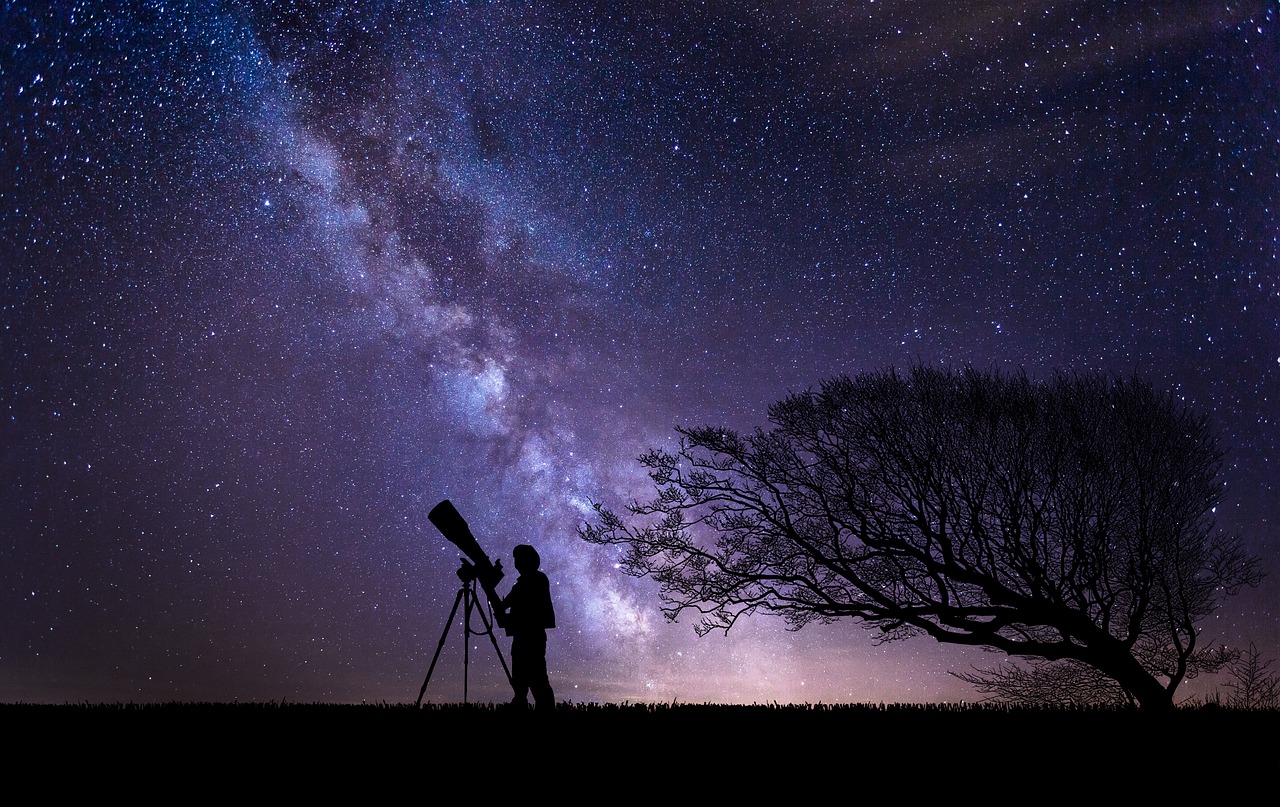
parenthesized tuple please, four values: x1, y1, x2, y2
(3, 1, 1277, 706)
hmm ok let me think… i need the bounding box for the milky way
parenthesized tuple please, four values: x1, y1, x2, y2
(3, 1, 1277, 704)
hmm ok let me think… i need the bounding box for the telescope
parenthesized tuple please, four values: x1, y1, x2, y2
(427, 499, 505, 620)
(417, 499, 513, 705)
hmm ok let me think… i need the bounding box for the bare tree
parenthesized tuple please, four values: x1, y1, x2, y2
(581, 366, 1265, 712)
(1222, 643, 1279, 710)
(952, 644, 1241, 708)
(952, 658, 1134, 707)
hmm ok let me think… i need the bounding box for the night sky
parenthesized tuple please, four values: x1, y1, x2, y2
(3, 1, 1277, 706)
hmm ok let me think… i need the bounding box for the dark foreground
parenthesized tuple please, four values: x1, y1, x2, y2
(5, 700, 1274, 741)
(6, 700, 1274, 789)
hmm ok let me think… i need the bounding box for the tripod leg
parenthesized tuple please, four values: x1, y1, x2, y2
(415, 585, 467, 707)
(463, 585, 473, 704)
(472, 593, 514, 690)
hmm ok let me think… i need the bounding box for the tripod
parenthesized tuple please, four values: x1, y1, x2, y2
(416, 570, 513, 706)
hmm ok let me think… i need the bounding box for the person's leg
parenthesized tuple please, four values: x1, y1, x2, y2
(529, 632, 553, 710)
(509, 634, 531, 706)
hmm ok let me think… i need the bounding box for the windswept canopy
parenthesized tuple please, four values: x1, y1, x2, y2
(581, 366, 1264, 710)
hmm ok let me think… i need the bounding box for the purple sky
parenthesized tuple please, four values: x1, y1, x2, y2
(3, 1, 1277, 705)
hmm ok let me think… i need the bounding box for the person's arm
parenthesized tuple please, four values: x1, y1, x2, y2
(496, 579, 521, 628)
(536, 573, 555, 628)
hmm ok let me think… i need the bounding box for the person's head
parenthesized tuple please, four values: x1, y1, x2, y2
(512, 544, 541, 575)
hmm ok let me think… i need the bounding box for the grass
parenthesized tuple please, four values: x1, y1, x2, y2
(5, 697, 1274, 731)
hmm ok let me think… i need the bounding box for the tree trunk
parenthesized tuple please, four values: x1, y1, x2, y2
(1101, 652, 1176, 712)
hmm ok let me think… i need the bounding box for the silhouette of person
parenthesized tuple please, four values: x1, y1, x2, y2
(499, 544, 556, 710)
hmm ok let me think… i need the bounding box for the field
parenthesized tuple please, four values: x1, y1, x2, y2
(5, 700, 1274, 799)
(5, 699, 1274, 770)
